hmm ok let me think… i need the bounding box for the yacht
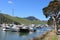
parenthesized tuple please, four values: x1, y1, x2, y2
(2, 24, 11, 31)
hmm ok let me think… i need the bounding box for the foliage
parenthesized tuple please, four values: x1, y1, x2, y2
(43, 1, 60, 18)
(43, 0, 60, 26)
(47, 17, 53, 25)
(0, 13, 46, 24)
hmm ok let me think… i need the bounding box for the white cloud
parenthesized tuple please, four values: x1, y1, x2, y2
(8, 1, 13, 4)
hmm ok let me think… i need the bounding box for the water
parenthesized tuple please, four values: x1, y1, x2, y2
(0, 27, 52, 40)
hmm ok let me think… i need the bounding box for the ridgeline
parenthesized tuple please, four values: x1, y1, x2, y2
(0, 13, 47, 25)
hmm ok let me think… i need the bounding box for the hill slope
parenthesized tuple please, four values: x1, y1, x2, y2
(0, 13, 47, 24)
(24, 16, 39, 21)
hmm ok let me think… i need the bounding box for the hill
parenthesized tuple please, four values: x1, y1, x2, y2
(0, 13, 47, 25)
(24, 16, 39, 21)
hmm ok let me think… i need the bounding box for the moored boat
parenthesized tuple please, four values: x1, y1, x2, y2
(19, 26, 29, 32)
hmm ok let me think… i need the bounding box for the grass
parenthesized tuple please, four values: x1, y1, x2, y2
(43, 30, 58, 40)
(0, 13, 47, 24)
(29, 30, 58, 40)
(51, 35, 58, 40)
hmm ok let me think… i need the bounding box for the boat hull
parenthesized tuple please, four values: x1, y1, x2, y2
(19, 29, 29, 33)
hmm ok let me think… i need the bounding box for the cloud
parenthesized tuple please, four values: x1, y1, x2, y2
(8, 1, 13, 4)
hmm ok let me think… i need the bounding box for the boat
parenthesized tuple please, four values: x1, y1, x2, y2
(2, 24, 11, 31)
(10, 24, 20, 32)
(29, 27, 36, 32)
(19, 26, 29, 32)
(2, 27, 10, 31)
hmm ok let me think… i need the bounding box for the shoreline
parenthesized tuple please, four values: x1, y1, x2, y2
(29, 30, 52, 40)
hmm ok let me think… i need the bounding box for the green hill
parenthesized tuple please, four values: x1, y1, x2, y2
(0, 13, 47, 25)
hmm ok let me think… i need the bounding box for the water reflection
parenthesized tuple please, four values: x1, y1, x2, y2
(0, 27, 52, 40)
(19, 32, 29, 36)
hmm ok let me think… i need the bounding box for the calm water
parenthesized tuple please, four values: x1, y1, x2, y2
(0, 27, 52, 40)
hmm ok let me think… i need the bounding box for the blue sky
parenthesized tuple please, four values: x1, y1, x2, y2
(0, 0, 51, 20)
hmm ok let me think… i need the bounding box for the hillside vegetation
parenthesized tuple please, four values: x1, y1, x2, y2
(0, 13, 47, 24)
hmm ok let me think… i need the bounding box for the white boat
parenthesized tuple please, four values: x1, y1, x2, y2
(2, 24, 11, 31)
(3, 28, 6, 31)
(29, 27, 36, 32)
(2, 27, 10, 31)
(11, 25, 20, 32)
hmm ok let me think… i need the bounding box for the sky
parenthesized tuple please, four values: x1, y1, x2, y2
(0, 0, 51, 20)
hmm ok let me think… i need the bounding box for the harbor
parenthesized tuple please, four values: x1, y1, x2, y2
(1, 0, 59, 40)
(0, 24, 52, 40)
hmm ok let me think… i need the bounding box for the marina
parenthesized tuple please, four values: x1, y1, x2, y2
(0, 25, 52, 40)
(0, 0, 59, 40)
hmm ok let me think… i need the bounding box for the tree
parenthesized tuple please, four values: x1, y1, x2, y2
(43, 0, 60, 32)
(47, 17, 53, 25)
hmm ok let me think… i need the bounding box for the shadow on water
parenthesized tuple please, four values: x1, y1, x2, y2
(19, 32, 29, 36)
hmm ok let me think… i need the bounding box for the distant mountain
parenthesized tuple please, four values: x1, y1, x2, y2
(24, 16, 39, 21)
